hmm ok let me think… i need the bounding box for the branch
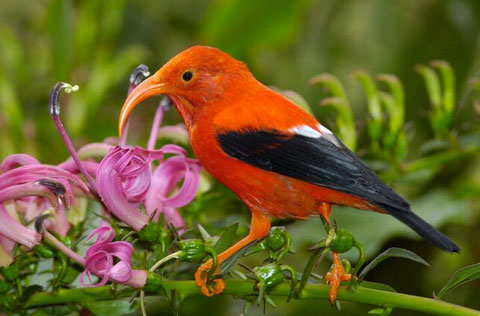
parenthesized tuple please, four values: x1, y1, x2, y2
(25, 280, 480, 316)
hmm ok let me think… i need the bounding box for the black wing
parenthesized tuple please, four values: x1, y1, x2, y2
(217, 129, 408, 212)
(216, 129, 460, 252)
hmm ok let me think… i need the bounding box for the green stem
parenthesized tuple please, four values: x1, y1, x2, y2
(149, 251, 182, 272)
(25, 280, 480, 316)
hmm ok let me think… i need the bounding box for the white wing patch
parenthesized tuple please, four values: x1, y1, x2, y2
(317, 124, 341, 147)
(318, 124, 333, 135)
(289, 125, 322, 138)
(289, 124, 341, 147)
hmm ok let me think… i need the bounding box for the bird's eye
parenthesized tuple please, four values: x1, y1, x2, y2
(182, 71, 193, 82)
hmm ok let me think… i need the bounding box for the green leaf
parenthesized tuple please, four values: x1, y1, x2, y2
(359, 281, 396, 293)
(352, 70, 382, 123)
(214, 223, 239, 253)
(220, 243, 254, 274)
(437, 263, 480, 299)
(431, 60, 456, 115)
(20, 285, 44, 305)
(84, 299, 137, 316)
(310, 74, 357, 151)
(415, 64, 442, 109)
(358, 247, 430, 281)
(376, 74, 405, 137)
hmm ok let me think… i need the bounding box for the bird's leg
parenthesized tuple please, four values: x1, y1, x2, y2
(325, 252, 352, 304)
(195, 208, 271, 296)
(319, 203, 352, 305)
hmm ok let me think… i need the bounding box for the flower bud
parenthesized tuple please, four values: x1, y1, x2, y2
(266, 227, 288, 251)
(330, 229, 355, 253)
(178, 239, 206, 262)
(254, 263, 285, 291)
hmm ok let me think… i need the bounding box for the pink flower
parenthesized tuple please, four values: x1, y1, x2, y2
(96, 144, 192, 231)
(0, 153, 40, 171)
(0, 153, 91, 260)
(0, 158, 89, 237)
(81, 223, 146, 287)
(145, 155, 201, 230)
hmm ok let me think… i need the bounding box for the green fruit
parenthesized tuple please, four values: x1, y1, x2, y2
(179, 239, 206, 262)
(331, 229, 354, 253)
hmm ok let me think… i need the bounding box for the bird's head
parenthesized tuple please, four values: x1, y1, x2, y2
(118, 45, 252, 136)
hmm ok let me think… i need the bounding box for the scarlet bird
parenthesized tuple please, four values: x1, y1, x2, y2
(118, 46, 459, 303)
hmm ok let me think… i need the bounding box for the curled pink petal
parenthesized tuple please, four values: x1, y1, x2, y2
(0, 181, 70, 245)
(77, 142, 113, 160)
(110, 261, 132, 282)
(162, 158, 201, 208)
(87, 224, 115, 243)
(96, 147, 150, 230)
(156, 124, 189, 144)
(81, 223, 136, 287)
(96, 144, 188, 230)
(0, 204, 41, 248)
(0, 154, 40, 171)
(59, 160, 99, 177)
(0, 164, 89, 204)
(0, 235, 16, 255)
(82, 250, 113, 287)
(145, 155, 201, 228)
(160, 144, 188, 156)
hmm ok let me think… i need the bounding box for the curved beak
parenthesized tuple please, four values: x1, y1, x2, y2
(118, 75, 167, 137)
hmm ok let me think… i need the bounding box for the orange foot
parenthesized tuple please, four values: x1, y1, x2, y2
(195, 259, 226, 296)
(325, 252, 351, 304)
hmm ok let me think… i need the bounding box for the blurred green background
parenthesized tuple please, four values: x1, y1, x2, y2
(1, 0, 480, 315)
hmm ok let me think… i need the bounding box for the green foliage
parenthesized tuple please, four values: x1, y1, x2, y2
(310, 74, 357, 150)
(358, 247, 430, 282)
(416, 61, 457, 139)
(437, 263, 480, 299)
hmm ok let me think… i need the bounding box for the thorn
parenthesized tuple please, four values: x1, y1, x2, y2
(335, 300, 341, 310)
(197, 224, 212, 240)
(238, 263, 255, 274)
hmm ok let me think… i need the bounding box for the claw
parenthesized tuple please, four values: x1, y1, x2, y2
(195, 259, 226, 296)
(325, 252, 351, 304)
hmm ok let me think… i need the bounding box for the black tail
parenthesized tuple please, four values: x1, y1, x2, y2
(383, 205, 460, 253)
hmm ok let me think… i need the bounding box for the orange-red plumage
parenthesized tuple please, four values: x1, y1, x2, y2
(118, 45, 459, 303)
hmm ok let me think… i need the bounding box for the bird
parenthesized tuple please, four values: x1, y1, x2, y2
(118, 45, 460, 303)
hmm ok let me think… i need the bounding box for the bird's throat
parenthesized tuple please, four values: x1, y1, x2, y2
(169, 94, 196, 133)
